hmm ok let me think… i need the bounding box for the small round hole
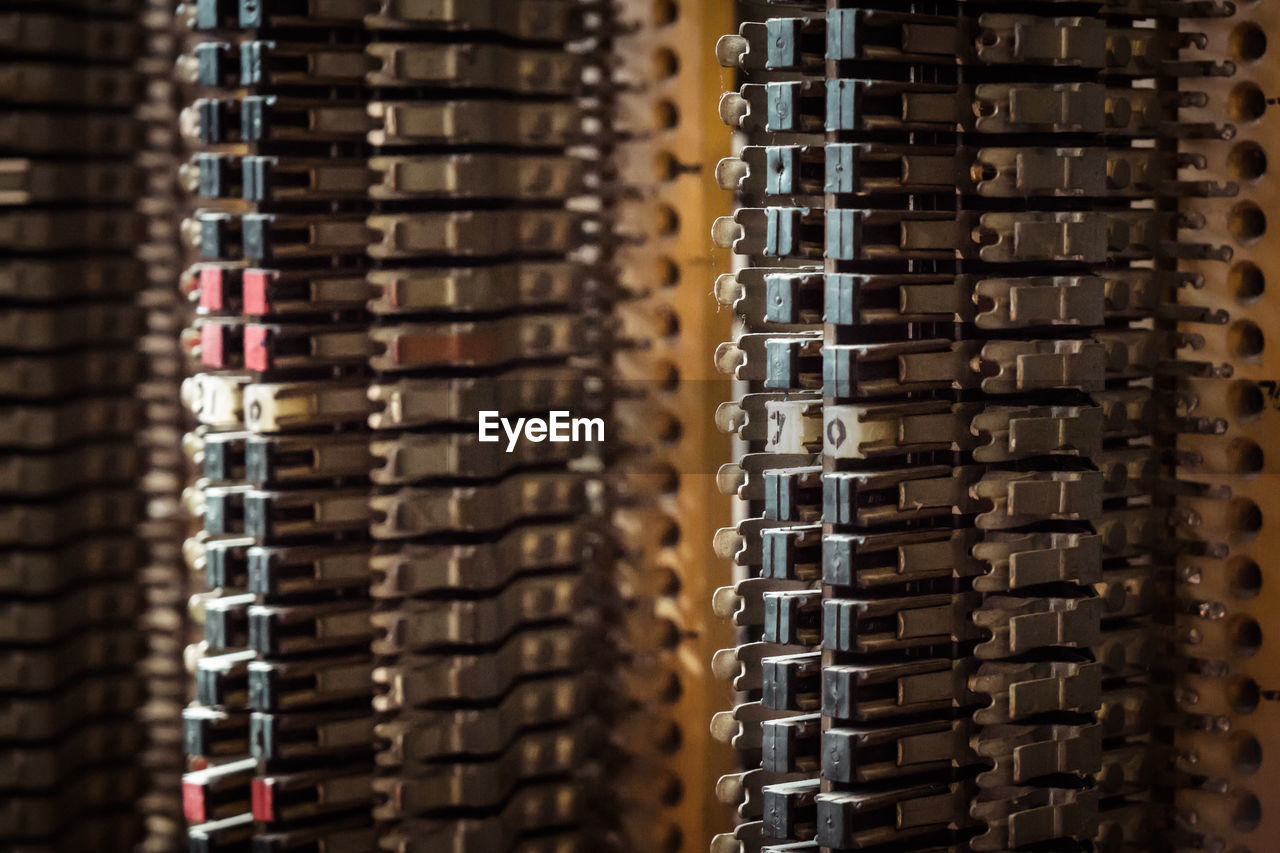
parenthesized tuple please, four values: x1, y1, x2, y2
(1233, 616, 1263, 657)
(1229, 498, 1263, 537)
(655, 151, 679, 181)
(656, 720, 682, 753)
(655, 101, 679, 129)
(660, 518, 681, 547)
(1230, 142, 1268, 182)
(656, 618, 680, 650)
(1230, 83, 1267, 122)
(657, 204, 680, 236)
(661, 671, 682, 702)
(650, 464, 680, 494)
(1230, 557, 1263, 599)
(1233, 792, 1262, 833)
(1230, 262, 1265, 303)
(660, 257, 679, 288)
(653, 0, 678, 24)
(657, 566, 682, 596)
(653, 47, 679, 78)
(1230, 202, 1267, 244)
(1232, 677, 1261, 714)
(1229, 438, 1265, 473)
(659, 416, 683, 444)
(657, 361, 680, 391)
(1234, 735, 1263, 775)
(1232, 381, 1266, 419)
(1232, 23, 1268, 62)
(657, 308, 680, 337)
(1231, 320, 1265, 358)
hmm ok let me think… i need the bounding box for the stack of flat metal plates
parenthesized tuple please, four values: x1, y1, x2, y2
(176, 2, 608, 851)
(0, 0, 148, 848)
(711, 2, 1238, 851)
(177, 1, 378, 849)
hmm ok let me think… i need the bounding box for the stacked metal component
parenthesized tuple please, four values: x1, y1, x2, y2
(175, 1, 611, 850)
(136, 2, 195, 850)
(10, 1, 1280, 851)
(1174, 4, 1276, 850)
(712, 2, 1236, 851)
(177, 2, 377, 849)
(0, 0, 148, 849)
(362, 6, 606, 853)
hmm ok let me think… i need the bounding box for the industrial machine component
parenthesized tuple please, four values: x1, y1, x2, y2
(711, 1, 1275, 852)
(0, 1, 1277, 852)
(170, 1, 735, 851)
(0, 1, 147, 849)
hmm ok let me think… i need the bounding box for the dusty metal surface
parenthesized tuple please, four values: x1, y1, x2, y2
(1177, 4, 1277, 851)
